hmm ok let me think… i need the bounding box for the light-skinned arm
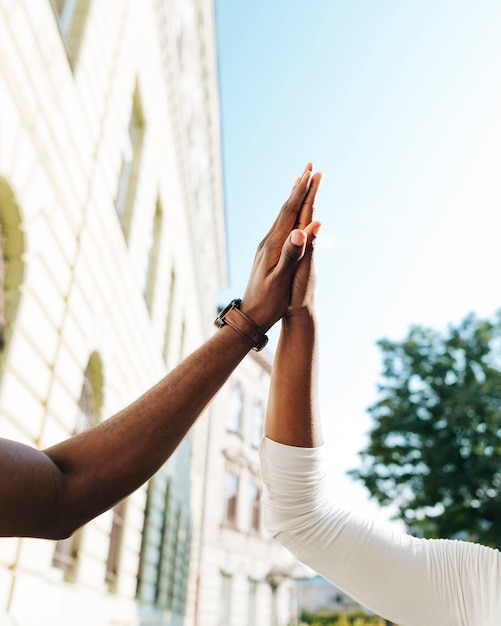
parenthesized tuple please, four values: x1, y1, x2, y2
(262, 179, 501, 626)
(0, 164, 322, 539)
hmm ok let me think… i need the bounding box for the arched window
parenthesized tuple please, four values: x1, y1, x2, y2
(51, 0, 91, 65)
(115, 86, 145, 239)
(52, 351, 103, 577)
(74, 351, 103, 434)
(0, 179, 25, 375)
(144, 198, 163, 313)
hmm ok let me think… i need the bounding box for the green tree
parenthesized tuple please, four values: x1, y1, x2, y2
(351, 311, 501, 547)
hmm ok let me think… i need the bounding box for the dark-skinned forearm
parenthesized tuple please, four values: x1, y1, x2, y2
(16, 326, 252, 538)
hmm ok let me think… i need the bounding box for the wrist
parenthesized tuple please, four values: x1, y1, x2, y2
(282, 306, 316, 337)
(238, 299, 277, 335)
(215, 299, 269, 351)
(284, 302, 316, 324)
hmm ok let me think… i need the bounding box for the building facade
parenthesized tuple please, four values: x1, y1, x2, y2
(0, 0, 224, 624)
(297, 575, 361, 616)
(197, 350, 300, 626)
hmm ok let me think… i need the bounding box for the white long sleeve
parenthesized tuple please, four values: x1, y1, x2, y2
(260, 437, 501, 626)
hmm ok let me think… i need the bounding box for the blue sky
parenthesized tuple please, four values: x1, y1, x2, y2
(215, 0, 501, 522)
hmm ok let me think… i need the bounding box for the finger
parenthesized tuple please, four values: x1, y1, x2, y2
(296, 222, 321, 263)
(273, 229, 307, 281)
(260, 167, 313, 243)
(290, 162, 312, 193)
(290, 176, 301, 193)
(296, 172, 323, 231)
(289, 223, 321, 306)
(304, 220, 322, 241)
(304, 221, 322, 259)
(271, 168, 313, 236)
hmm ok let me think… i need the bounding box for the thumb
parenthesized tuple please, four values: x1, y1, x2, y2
(285, 229, 307, 261)
(275, 229, 307, 275)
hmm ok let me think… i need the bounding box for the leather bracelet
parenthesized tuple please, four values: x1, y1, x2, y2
(214, 299, 268, 351)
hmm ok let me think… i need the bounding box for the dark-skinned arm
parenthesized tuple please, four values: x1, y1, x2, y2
(0, 165, 323, 539)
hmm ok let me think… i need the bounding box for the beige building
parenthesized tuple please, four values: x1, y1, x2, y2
(0, 0, 224, 624)
(0, 1, 297, 625)
(197, 350, 300, 626)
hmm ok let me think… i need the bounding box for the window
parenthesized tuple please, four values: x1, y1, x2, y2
(51, 531, 82, 581)
(74, 352, 102, 433)
(136, 479, 171, 606)
(251, 402, 264, 447)
(247, 579, 258, 626)
(178, 318, 186, 362)
(115, 88, 145, 238)
(0, 179, 26, 367)
(227, 385, 243, 434)
(219, 573, 232, 626)
(53, 353, 103, 578)
(144, 198, 163, 312)
(0, 221, 6, 349)
(166, 509, 191, 614)
(51, 538, 81, 580)
(250, 484, 261, 533)
(52, 0, 90, 63)
(136, 478, 191, 616)
(154, 488, 170, 605)
(163, 269, 176, 362)
(136, 481, 153, 598)
(224, 470, 239, 525)
(105, 500, 127, 590)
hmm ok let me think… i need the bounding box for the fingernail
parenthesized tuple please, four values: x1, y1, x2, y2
(312, 222, 322, 237)
(291, 230, 305, 246)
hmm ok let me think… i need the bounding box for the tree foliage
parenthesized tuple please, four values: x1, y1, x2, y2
(300, 610, 387, 625)
(351, 311, 501, 547)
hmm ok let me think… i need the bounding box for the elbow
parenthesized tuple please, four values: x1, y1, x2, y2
(44, 522, 80, 541)
(34, 481, 87, 539)
(262, 504, 293, 541)
(31, 513, 82, 540)
(47, 499, 89, 539)
(14, 517, 82, 540)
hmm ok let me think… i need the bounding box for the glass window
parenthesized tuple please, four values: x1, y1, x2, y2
(224, 470, 239, 525)
(227, 385, 243, 434)
(53, 353, 102, 578)
(52, 0, 90, 63)
(74, 359, 99, 433)
(247, 579, 258, 626)
(0, 184, 26, 367)
(251, 402, 264, 447)
(55, 0, 79, 38)
(51, 532, 82, 580)
(105, 500, 127, 590)
(250, 484, 261, 532)
(219, 573, 232, 626)
(136, 479, 190, 616)
(144, 199, 163, 312)
(0, 221, 6, 349)
(115, 89, 145, 237)
(163, 268, 176, 363)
